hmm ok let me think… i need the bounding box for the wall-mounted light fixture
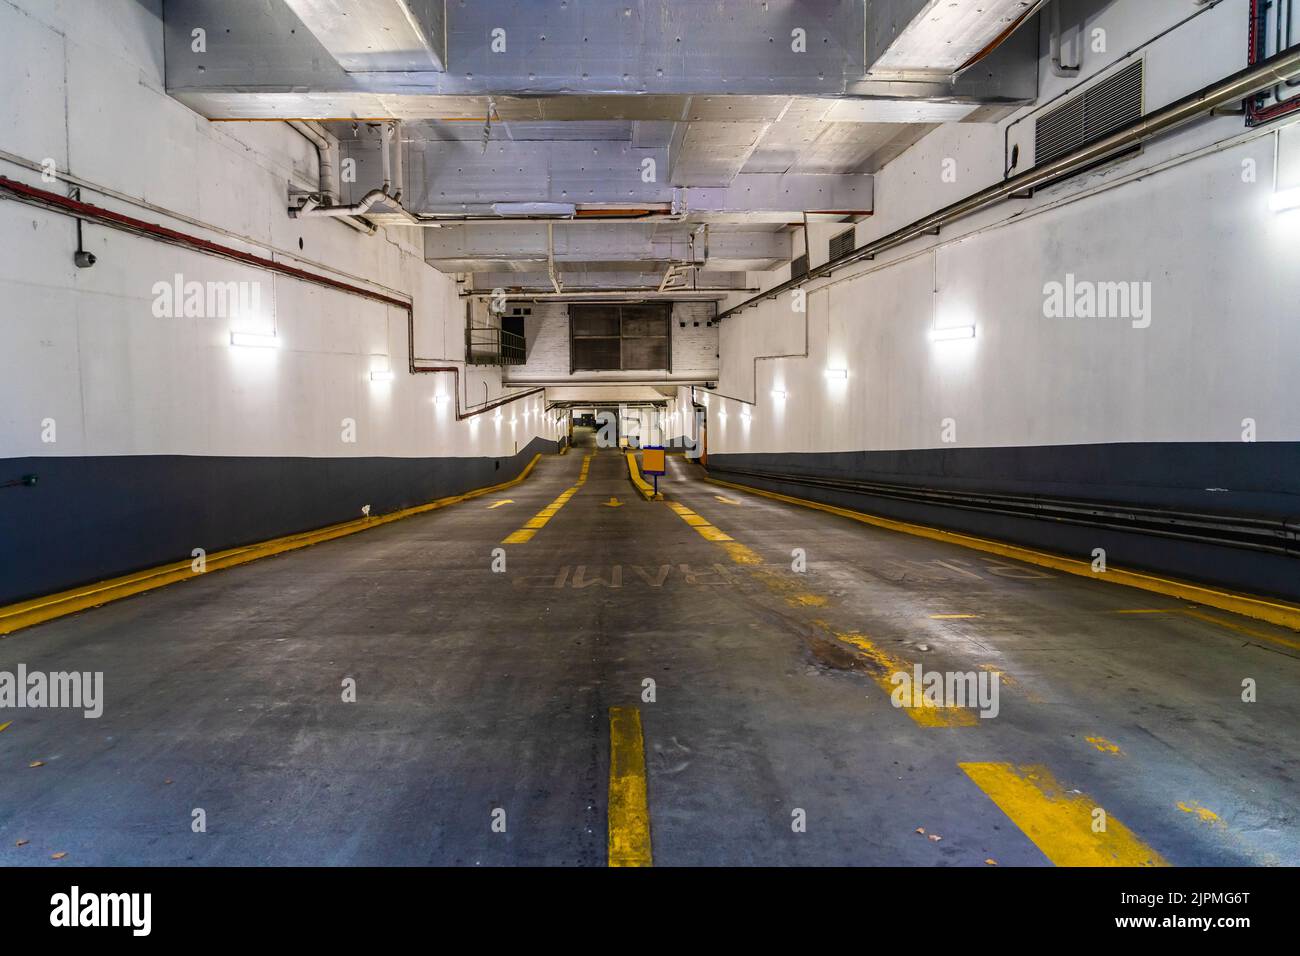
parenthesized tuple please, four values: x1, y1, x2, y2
(370, 370, 394, 382)
(432, 393, 450, 405)
(229, 331, 278, 349)
(770, 389, 787, 399)
(824, 368, 848, 380)
(1269, 186, 1300, 213)
(928, 325, 976, 342)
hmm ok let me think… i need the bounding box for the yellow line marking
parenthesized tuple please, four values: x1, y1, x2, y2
(1179, 608, 1300, 652)
(0, 721, 10, 733)
(0, 454, 545, 638)
(713, 495, 741, 505)
(1085, 736, 1124, 756)
(930, 614, 979, 619)
(834, 630, 980, 727)
(669, 491, 972, 726)
(721, 541, 763, 565)
(706, 474, 1300, 634)
(1177, 801, 1221, 825)
(959, 762, 1168, 867)
(485, 499, 514, 510)
(607, 706, 652, 867)
(665, 500, 764, 563)
(502, 455, 591, 545)
(603, 497, 624, 508)
(1112, 609, 1179, 614)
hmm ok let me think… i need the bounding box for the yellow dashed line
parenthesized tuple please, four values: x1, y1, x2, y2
(960, 762, 1168, 867)
(503, 455, 591, 544)
(721, 541, 763, 565)
(607, 706, 653, 867)
(1085, 736, 1124, 756)
(666, 501, 751, 554)
(833, 629, 981, 727)
(930, 614, 979, 620)
(1177, 801, 1222, 825)
(667, 496, 977, 725)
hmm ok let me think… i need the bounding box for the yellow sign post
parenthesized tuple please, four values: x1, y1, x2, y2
(641, 446, 666, 498)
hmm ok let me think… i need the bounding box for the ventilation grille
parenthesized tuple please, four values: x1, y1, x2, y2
(790, 253, 809, 280)
(1035, 60, 1144, 166)
(829, 227, 856, 261)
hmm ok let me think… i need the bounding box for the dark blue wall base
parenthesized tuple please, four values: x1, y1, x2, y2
(709, 443, 1300, 604)
(0, 437, 557, 606)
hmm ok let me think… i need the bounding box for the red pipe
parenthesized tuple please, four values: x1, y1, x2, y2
(1249, 0, 1300, 125)
(0, 174, 541, 421)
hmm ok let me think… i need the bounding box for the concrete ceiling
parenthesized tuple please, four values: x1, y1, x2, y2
(162, 0, 1042, 295)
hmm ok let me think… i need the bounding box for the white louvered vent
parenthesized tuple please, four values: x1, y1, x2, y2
(829, 227, 856, 261)
(1035, 60, 1144, 166)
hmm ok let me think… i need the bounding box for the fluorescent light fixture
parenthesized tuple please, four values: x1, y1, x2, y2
(229, 331, 277, 349)
(929, 325, 976, 342)
(370, 370, 394, 382)
(770, 389, 787, 399)
(741, 407, 752, 420)
(1270, 187, 1300, 213)
(824, 368, 848, 380)
(432, 393, 450, 405)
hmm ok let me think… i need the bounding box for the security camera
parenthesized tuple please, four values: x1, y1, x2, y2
(74, 251, 96, 268)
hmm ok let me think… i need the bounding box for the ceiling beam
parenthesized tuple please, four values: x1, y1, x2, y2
(866, 0, 1041, 76)
(424, 223, 791, 266)
(162, 0, 1037, 115)
(466, 270, 754, 292)
(282, 0, 447, 72)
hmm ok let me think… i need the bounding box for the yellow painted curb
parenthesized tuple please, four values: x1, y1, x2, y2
(705, 474, 1300, 634)
(624, 451, 660, 501)
(0, 454, 543, 638)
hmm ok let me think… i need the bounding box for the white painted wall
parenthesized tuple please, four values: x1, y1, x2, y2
(711, 0, 1300, 456)
(0, 0, 555, 463)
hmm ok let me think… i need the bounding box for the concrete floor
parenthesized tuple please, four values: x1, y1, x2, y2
(1, 433, 1297, 865)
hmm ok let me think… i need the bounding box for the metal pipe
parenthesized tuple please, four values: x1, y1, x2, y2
(462, 288, 736, 301)
(379, 124, 392, 195)
(287, 120, 339, 205)
(408, 363, 545, 421)
(1, 174, 404, 308)
(290, 188, 388, 219)
(0, 174, 546, 428)
(1049, 0, 1080, 77)
(389, 121, 404, 201)
(720, 41, 1300, 320)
